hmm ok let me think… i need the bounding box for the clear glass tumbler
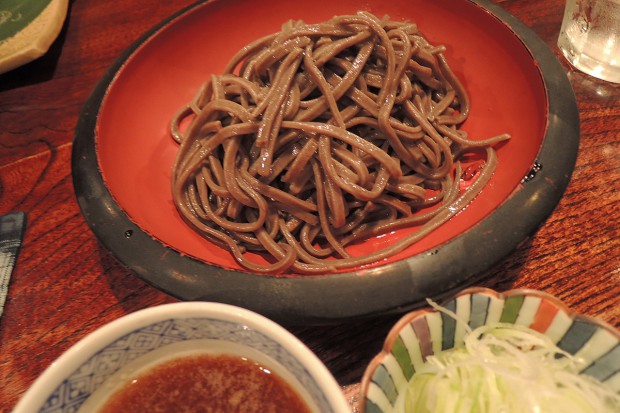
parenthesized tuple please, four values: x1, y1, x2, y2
(557, 0, 620, 83)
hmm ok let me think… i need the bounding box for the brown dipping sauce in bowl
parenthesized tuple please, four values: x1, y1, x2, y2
(97, 353, 311, 413)
(76, 333, 325, 412)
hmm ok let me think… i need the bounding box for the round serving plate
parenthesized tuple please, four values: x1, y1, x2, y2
(72, 0, 579, 324)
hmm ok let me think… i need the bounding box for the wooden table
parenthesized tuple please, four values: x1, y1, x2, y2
(1, 0, 618, 410)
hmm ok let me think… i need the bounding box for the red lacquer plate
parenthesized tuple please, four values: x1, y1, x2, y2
(73, 0, 579, 323)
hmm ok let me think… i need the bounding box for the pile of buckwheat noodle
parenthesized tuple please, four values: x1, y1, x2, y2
(170, 11, 510, 274)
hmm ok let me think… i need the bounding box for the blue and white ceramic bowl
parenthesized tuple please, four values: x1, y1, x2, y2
(13, 302, 349, 413)
(360, 287, 620, 413)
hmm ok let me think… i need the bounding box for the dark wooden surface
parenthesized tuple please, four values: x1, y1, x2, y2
(1, 0, 618, 411)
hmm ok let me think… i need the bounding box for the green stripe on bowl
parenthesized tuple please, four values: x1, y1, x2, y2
(392, 335, 414, 380)
(500, 294, 525, 323)
(383, 353, 408, 394)
(0, 0, 53, 42)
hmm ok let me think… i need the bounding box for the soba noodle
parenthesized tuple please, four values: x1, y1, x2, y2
(170, 11, 510, 274)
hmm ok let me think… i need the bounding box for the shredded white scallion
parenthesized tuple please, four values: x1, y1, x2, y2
(398, 302, 620, 413)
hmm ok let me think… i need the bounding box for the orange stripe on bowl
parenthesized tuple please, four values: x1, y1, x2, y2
(530, 298, 560, 333)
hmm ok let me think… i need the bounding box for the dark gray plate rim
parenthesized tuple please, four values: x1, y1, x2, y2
(72, 0, 579, 324)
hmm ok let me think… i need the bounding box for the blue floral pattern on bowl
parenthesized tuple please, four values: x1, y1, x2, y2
(39, 317, 329, 413)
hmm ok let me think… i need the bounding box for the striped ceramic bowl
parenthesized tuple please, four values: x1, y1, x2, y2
(359, 287, 620, 413)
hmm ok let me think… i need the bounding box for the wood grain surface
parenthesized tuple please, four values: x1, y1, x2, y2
(1, 0, 618, 411)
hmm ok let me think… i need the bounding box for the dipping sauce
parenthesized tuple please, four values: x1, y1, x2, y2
(97, 353, 312, 413)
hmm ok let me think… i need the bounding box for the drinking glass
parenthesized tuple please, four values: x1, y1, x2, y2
(558, 0, 620, 83)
